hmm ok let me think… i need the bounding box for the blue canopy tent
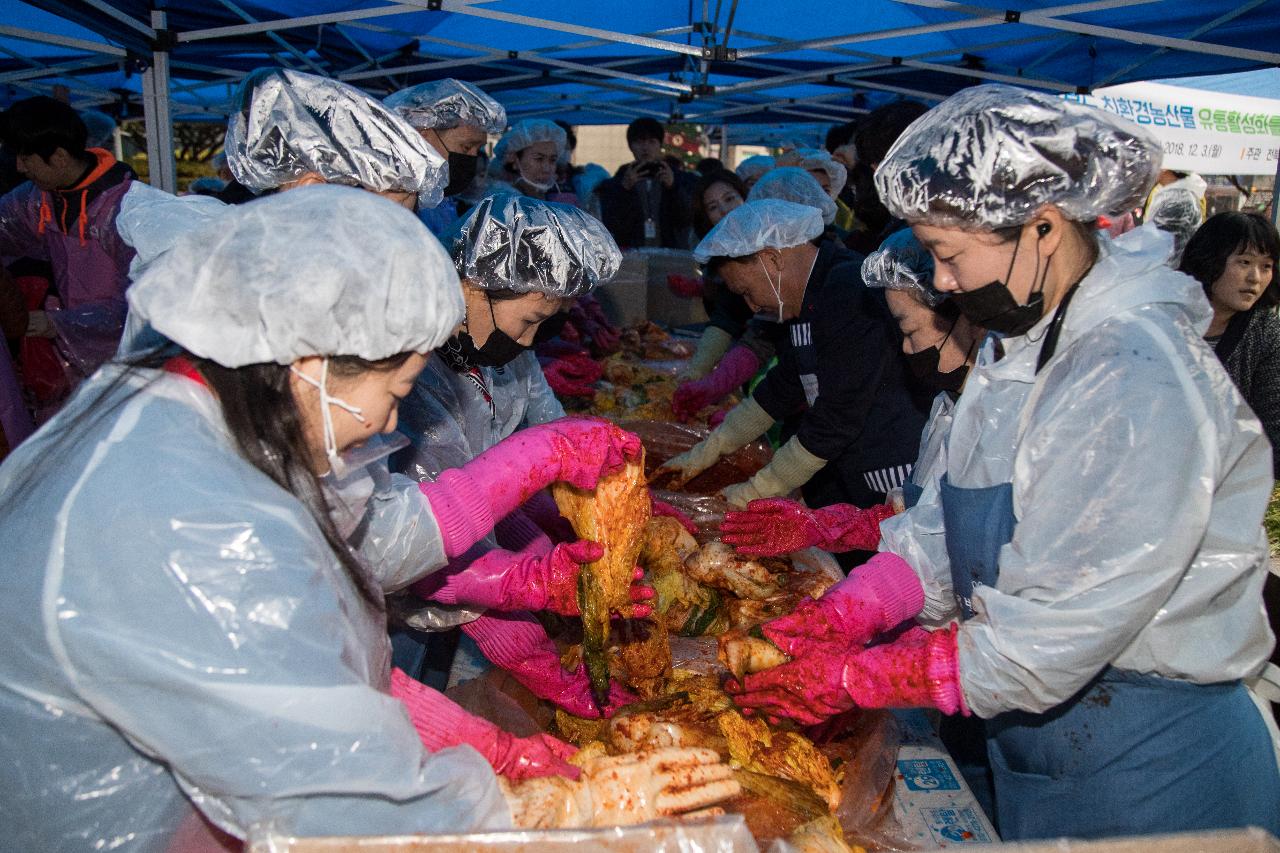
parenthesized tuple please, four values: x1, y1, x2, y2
(4, 0, 1278, 191)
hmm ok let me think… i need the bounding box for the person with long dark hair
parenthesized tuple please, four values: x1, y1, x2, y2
(0, 187, 688, 849)
(1180, 210, 1280, 476)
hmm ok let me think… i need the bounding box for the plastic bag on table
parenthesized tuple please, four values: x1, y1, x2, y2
(623, 420, 772, 496)
(247, 814, 760, 852)
(444, 664, 556, 739)
(650, 490, 730, 542)
(668, 637, 904, 851)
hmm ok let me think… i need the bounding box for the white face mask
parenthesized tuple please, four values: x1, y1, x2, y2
(757, 256, 786, 323)
(290, 357, 367, 478)
(517, 166, 555, 193)
(320, 432, 409, 539)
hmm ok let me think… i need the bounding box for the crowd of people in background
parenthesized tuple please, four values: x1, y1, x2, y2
(0, 69, 1277, 850)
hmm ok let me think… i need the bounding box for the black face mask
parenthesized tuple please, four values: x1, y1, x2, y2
(532, 310, 570, 345)
(902, 314, 971, 393)
(950, 230, 1049, 337)
(451, 294, 528, 368)
(444, 151, 479, 197)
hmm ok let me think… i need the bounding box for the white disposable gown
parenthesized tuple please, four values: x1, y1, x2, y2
(878, 390, 957, 625)
(885, 228, 1276, 717)
(0, 368, 510, 851)
(397, 350, 565, 481)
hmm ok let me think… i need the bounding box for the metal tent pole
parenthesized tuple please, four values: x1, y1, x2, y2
(141, 9, 176, 193)
(1271, 151, 1279, 227)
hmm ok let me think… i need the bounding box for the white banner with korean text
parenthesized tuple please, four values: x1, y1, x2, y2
(1062, 81, 1280, 176)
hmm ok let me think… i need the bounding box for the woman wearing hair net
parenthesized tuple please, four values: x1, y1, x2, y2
(115, 66, 450, 354)
(653, 199, 933, 548)
(385, 78, 507, 235)
(390, 192, 651, 719)
(734, 154, 775, 191)
(0, 188, 740, 850)
(673, 167, 837, 421)
(775, 147, 846, 202)
(496, 119, 570, 200)
(727, 85, 1279, 839)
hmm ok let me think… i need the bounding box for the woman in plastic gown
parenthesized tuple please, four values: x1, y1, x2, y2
(726, 84, 1280, 838)
(0, 187, 740, 851)
(495, 119, 572, 201)
(390, 191, 652, 714)
(384, 78, 508, 236)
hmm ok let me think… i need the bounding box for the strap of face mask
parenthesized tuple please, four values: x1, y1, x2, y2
(757, 255, 785, 322)
(290, 358, 368, 476)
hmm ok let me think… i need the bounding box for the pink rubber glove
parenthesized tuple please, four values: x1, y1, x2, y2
(721, 498, 897, 556)
(672, 344, 761, 422)
(390, 667, 580, 781)
(667, 272, 705, 299)
(414, 541, 654, 618)
(727, 625, 967, 725)
(494, 508, 554, 553)
(520, 490, 577, 543)
(543, 353, 603, 398)
(650, 495, 699, 536)
(463, 612, 638, 718)
(577, 296, 622, 356)
(759, 552, 925, 660)
(421, 418, 643, 558)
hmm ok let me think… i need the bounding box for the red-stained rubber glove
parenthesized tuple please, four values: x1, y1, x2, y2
(577, 296, 622, 356)
(758, 552, 925, 660)
(420, 418, 643, 559)
(667, 272, 705, 299)
(671, 345, 761, 422)
(413, 540, 654, 618)
(390, 667, 580, 781)
(463, 612, 638, 718)
(721, 498, 897, 556)
(650, 495, 699, 536)
(727, 625, 967, 726)
(543, 353, 603, 398)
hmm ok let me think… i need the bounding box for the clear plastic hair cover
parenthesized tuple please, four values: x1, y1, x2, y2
(445, 191, 622, 298)
(693, 198, 824, 263)
(875, 83, 1162, 230)
(128, 185, 464, 366)
(775, 147, 847, 199)
(734, 154, 775, 183)
(1146, 187, 1203, 263)
(748, 166, 838, 225)
(861, 228, 945, 307)
(225, 67, 448, 208)
(384, 78, 507, 133)
(501, 118, 568, 159)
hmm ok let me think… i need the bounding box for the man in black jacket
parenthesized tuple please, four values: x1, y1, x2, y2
(654, 198, 933, 513)
(597, 118, 696, 249)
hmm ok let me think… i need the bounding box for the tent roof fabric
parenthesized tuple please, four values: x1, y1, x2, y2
(4, 0, 1279, 126)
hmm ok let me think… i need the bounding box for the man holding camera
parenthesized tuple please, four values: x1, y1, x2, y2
(598, 118, 696, 250)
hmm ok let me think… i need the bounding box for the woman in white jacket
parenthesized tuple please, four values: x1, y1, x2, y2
(728, 84, 1279, 840)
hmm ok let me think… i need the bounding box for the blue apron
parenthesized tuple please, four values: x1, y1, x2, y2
(939, 462, 1280, 840)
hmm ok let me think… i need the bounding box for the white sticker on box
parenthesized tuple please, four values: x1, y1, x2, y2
(921, 806, 993, 845)
(898, 758, 961, 791)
